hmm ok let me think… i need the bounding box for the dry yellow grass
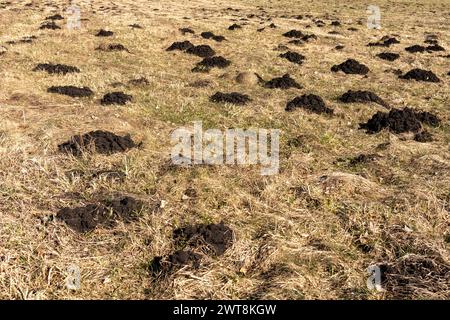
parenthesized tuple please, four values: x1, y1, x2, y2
(0, 0, 449, 299)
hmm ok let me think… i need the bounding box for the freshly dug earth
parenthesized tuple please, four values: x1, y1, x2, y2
(58, 130, 138, 155)
(286, 94, 334, 114)
(331, 59, 369, 75)
(128, 77, 149, 86)
(414, 131, 433, 143)
(377, 52, 400, 61)
(96, 29, 114, 37)
(173, 222, 234, 255)
(179, 27, 195, 34)
(101, 92, 133, 105)
(283, 29, 304, 38)
(166, 40, 194, 51)
(339, 90, 389, 108)
(96, 43, 129, 52)
(185, 44, 215, 57)
(279, 51, 305, 64)
(33, 63, 80, 75)
(368, 36, 400, 47)
(200, 31, 226, 42)
(210, 92, 251, 105)
(264, 74, 302, 89)
(46, 14, 64, 20)
(47, 86, 93, 97)
(228, 23, 241, 30)
(400, 69, 440, 82)
(40, 21, 61, 30)
(360, 108, 440, 134)
(405, 45, 427, 53)
(56, 196, 143, 233)
(149, 250, 202, 275)
(192, 56, 231, 72)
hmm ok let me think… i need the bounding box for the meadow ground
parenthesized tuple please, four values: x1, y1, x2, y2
(0, 0, 449, 299)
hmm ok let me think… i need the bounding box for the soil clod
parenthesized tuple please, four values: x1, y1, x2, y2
(173, 222, 234, 256)
(185, 44, 215, 57)
(166, 40, 194, 51)
(33, 63, 80, 75)
(57, 196, 143, 233)
(377, 52, 400, 61)
(192, 56, 231, 72)
(58, 130, 138, 155)
(40, 21, 61, 30)
(331, 59, 369, 75)
(101, 92, 133, 105)
(339, 90, 389, 108)
(279, 51, 305, 64)
(264, 74, 302, 89)
(286, 94, 333, 114)
(47, 86, 93, 98)
(96, 29, 114, 37)
(360, 108, 440, 134)
(210, 92, 251, 105)
(399, 69, 440, 82)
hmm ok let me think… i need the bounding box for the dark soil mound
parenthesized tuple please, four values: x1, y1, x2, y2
(286, 94, 333, 114)
(368, 36, 399, 47)
(173, 222, 234, 255)
(377, 52, 400, 61)
(331, 59, 369, 75)
(400, 69, 440, 82)
(58, 130, 138, 155)
(331, 21, 341, 26)
(128, 77, 149, 86)
(179, 27, 195, 34)
(335, 45, 345, 50)
(302, 34, 317, 42)
(47, 86, 93, 98)
(56, 196, 143, 233)
(96, 29, 114, 37)
(279, 51, 305, 64)
(415, 110, 440, 127)
(201, 31, 226, 42)
(264, 74, 302, 89)
(360, 108, 440, 134)
(405, 45, 427, 53)
(192, 56, 231, 72)
(426, 44, 445, 52)
(228, 23, 242, 30)
(288, 39, 303, 46)
(40, 21, 61, 30)
(33, 63, 80, 75)
(96, 43, 129, 52)
(185, 44, 215, 58)
(129, 24, 143, 29)
(339, 90, 389, 108)
(210, 92, 251, 105)
(414, 131, 433, 143)
(46, 14, 64, 20)
(283, 30, 304, 38)
(101, 92, 133, 105)
(166, 40, 194, 51)
(149, 250, 201, 275)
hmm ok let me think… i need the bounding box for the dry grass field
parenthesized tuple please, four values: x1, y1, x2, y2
(0, 0, 449, 300)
